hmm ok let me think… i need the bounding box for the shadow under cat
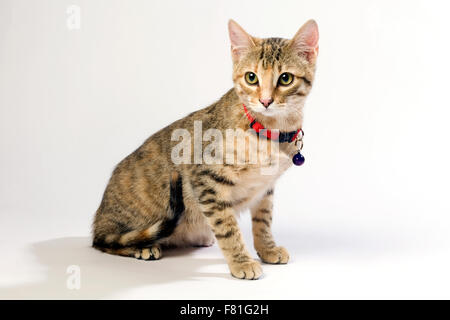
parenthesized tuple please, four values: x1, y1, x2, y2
(0, 226, 405, 299)
(0, 237, 228, 299)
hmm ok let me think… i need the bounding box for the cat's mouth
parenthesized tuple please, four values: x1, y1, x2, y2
(248, 104, 285, 117)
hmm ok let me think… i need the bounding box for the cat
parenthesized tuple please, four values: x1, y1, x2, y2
(92, 19, 319, 280)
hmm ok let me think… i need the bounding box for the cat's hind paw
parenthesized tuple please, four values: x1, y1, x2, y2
(134, 245, 162, 261)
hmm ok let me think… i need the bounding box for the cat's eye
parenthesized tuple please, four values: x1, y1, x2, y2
(245, 72, 258, 85)
(278, 73, 294, 86)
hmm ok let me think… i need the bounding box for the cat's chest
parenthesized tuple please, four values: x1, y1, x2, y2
(230, 138, 294, 209)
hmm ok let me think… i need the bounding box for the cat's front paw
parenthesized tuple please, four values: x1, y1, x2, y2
(257, 246, 289, 264)
(230, 260, 263, 280)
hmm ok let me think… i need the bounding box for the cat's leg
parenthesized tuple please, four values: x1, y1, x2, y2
(93, 223, 166, 260)
(93, 216, 169, 261)
(93, 171, 183, 260)
(251, 188, 289, 264)
(206, 205, 262, 279)
(189, 166, 262, 279)
(93, 225, 165, 260)
(193, 177, 262, 280)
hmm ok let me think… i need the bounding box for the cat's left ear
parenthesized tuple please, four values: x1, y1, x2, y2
(290, 19, 319, 63)
(228, 19, 255, 62)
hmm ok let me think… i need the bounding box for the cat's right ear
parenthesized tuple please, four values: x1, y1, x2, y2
(228, 19, 255, 62)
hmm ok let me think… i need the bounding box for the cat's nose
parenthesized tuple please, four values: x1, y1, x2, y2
(259, 98, 273, 108)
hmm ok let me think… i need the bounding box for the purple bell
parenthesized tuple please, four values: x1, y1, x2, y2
(292, 152, 305, 166)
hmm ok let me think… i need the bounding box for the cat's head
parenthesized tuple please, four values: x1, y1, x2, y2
(228, 19, 319, 129)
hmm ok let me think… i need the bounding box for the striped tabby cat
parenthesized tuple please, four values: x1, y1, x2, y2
(93, 19, 319, 280)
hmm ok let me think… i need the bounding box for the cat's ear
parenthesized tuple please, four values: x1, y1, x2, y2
(290, 19, 319, 63)
(228, 19, 255, 62)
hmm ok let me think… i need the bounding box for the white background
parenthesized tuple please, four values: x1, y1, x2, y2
(1, 0, 450, 299)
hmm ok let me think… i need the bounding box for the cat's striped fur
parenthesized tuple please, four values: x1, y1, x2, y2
(92, 19, 319, 279)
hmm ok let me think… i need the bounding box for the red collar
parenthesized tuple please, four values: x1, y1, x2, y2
(242, 104, 301, 143)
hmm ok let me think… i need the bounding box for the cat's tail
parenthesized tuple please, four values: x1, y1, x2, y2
(92, 171, 185, 251)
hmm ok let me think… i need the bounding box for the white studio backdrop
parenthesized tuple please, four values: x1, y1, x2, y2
(1, 0, 450, 299)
